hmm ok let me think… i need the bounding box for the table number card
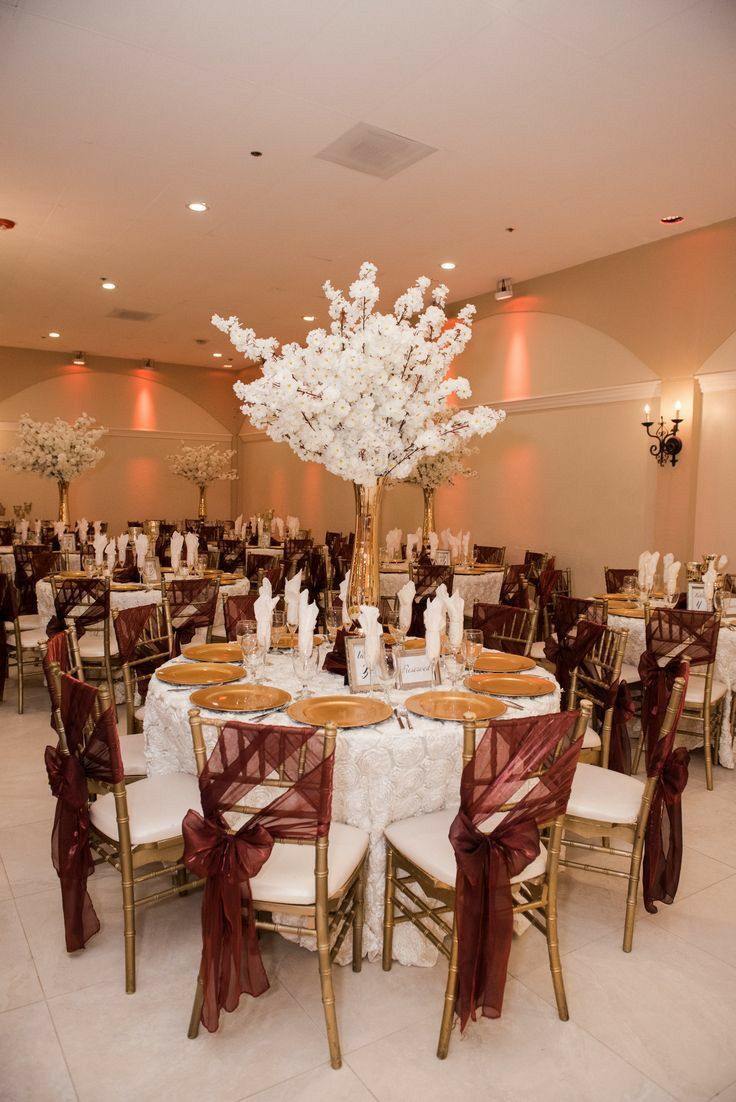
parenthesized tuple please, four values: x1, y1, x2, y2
(345, 636, 386, 694)
(687, 581, 709, 612)
(395, 648, 436, 690)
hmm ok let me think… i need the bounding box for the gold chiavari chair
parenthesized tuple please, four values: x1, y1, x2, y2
(47, 666, 203, 991)
(186, 709, 369, 1069)
(2, 574, 48, 713)
(471, 602, 538, 656)
(604, 566, 637, 594)
(560, 673, 686, 951)
(382, 703, 591, 1058)
(473, 544, 506, 565)
(567, 624, 629, 766)
(49, 574, 119, 700)
(160, 574, 220, 653)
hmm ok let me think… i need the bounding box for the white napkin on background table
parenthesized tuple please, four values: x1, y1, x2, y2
(461, 532, 470, 561)
(444, 590, 465, 647)
(19, 519, 28, 542)
(718, 554, 728, 572)
(339, 570, 351, 626)
(285, 570, 303, 626)
(428, 531, 439, 560)
(254, 578, 279, 651)
(384, 528, 402, 559)
(185, 532, 199, 568)
(93, 521, 102, 537)
(274, 516, 285, 541)
(286, 515, 300, 538)
(703, 563, 717, 603)
(53, 521, 67, 540)
(397, 580, 415, 634)
(424, 596, 444, 661)
(233, 514, 243, 537)
(117, 533, 129, 566)
(77, 518, 88, 544)
(135, 533, 149, 570)
(358, 604, 382, 669)
(105, 540, 116, 572)
(93, 533, 108, 565)
(170, 531, 184, 570)
(33, 519, 41, 539)
(439, 528, 450, 550)
(298, 589, 319, 657)
(664, 559, 681, 596)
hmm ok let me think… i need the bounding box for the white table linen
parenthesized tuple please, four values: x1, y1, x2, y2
(143, 649, 561, 966)
(380, 566, 503, 609)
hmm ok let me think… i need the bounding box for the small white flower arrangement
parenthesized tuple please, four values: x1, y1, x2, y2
(214, 262, 504, 486)
(167, 442, 238, 486)
(406, 441, 478, 491)
(1, 413, 106, 482)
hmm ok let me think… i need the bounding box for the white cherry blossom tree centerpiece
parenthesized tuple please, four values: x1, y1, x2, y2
(167, 442, 238, 520)
(1, 413, 107, 524)
(214, 262, 505, 612)
(406, 439, 478, 543)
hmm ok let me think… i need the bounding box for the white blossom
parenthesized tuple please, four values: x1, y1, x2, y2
(167, 443, 238, 486)
(1, 413, 106, 481)
(405, 442, 478, 491)
(214, 263, 505, 487)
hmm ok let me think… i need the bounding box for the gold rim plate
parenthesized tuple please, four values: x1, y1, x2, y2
(112, 583, 145, 591)
(474, 651, 536, 673)
(273, 633, 325, 650)
(156, 662, 243, 687)
(465, 673, 554, 698)
(402, 638, 426, 651)
(287, 694, 392, 728)
(406, 691, 507, 722)
(610, 607, 645, 619)
(190, 683, 291, 713)
(182, 643, 243, 663)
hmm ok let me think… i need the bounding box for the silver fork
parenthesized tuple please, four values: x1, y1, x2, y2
(397, 704, 413, 729)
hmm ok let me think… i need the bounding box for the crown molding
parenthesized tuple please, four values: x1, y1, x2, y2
(0, 422, 233, 443)
(491, 379, 661, 415)
(696, 371, 736, 394)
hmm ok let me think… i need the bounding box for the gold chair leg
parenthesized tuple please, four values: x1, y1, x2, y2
(316, 905, 342, 1069)
(119, 850, 136, 993)
(187, 971, 205, 1038)
(545, 822, 569, 1020)
(16, 649, 24, 715)
(623, 822, 648, 953)
(382, 844, 395, 972)
(703, 711, 714, 791)
(631, 727, 645, 775)
(352, 860, 366, 974)
(437, 921, 459, 1060)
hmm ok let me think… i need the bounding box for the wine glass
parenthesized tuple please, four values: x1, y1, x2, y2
(285, 601, 299, 645)
(383, 608, 398, 641)
(622, 575, 637, 599)
(292, 648, 319, 698)
(441, 649, 464, 690)
(376, 649, 397, 704)
(325, 607, 340, 645)
(197, 553, 209, 577)
(271, 609, 286, 648)
(461, 629, 483, 677)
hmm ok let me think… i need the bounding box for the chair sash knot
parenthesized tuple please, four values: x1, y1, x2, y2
(604, 678, 635, 774)
(643, 746, 689, 914)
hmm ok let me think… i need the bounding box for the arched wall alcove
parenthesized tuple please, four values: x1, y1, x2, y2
(694, 326, 736, 559)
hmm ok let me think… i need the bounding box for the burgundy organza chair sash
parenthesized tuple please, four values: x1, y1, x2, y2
(448, 711, 583, 1030)
(604, 678, 635, 775)
(44, 673, 124, 951)
(223, 594, 257, 641)
(544, 619, 606, 698)
(47, 578, 109, 639)
(472, 603, 528, 655)
(182, 722, 332, 1033)
(42, 631, 71, 727)
(166, 578, 218, 655)
(408, 565, 454, 638)
(113, 602, 167, 702)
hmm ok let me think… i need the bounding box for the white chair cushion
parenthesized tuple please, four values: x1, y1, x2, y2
(566, 763, 644, 825)
(530, 640, 547, 661)
(78, 632, 119, 658)
(134, 704, 145, 722)
(8, 627, 49, 649)
(89, 773, 200, 845)
(248, 822, 369, 906)
(685, 674, 726, 706)
(384, 807, 547, 889)
(4, 615, 41, 632)
(119, 733, 147, 777)
(620, 662, 641, 685)
(582, 724, 601, 750)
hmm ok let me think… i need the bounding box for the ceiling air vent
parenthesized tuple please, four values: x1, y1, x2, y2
(107, 308, 159, 322)
(315, 122, 437, 180)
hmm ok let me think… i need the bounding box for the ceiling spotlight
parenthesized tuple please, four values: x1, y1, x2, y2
(100, 279, 116, 290)
(141, 358, 154, 369)
(187, 201, 209, 213)
(303, 315, 316, 322)
(48, 331, 61, 338)
(440, 261, 456, 270)
(659, 214, 684, 225)
(72, 351, 86, 365)
(494, 278, 513, 302)
(212, 352, 223, 358)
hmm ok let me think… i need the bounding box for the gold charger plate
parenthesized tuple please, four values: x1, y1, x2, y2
(156, 662, 243, 687)
(402, 638, 426, 651)
(610, 607, 645, 619)
(190, 683, 291, 713)
(406, 690, 507, 722)
(273, 633, 325, 650)
(465, 673, 555, 698)
(182, 642, 243, 663)
(112, 582, 145, 591)
(474, 651, 536, 674)
(287, 695, 392, 728)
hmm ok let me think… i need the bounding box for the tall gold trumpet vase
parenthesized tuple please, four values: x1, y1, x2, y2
(57, 480, 70, 526)
(421, 487, 436, 546)
(347, 478, 386, 619)
(198, 484, 207, 520)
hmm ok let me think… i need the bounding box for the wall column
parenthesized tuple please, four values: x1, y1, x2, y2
(652, 376, 702, 563)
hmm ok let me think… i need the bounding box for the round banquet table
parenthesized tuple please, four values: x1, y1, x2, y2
(609, 610, 735, 769)
(0, 547, 15, 576)
(380, 565, 503, 608)
(143, 649, 561, 966)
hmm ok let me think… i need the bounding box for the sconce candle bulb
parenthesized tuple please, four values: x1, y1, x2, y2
(641, 402, 684, 468)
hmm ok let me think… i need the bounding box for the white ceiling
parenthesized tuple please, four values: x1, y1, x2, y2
(1, 0, 735, 367)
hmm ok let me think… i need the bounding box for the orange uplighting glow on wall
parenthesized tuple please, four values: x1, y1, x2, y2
(132, 379, 157, 431)
(502, 321, 531, 402)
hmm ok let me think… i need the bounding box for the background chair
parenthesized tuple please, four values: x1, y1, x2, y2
(161, 575, 220, 654)
(408, 562, 454, 637)
(471, 602, 538, 656)
(472, 544, 505, 565)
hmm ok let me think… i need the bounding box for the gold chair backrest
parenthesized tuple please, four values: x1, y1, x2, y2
(567, 625, 628, 768)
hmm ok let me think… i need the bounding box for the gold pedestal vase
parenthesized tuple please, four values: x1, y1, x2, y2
(57, 480, 70, 526)
(347, 478, 386, 618)
(421, 487, 436, 546)
(198, 484, 207, 520)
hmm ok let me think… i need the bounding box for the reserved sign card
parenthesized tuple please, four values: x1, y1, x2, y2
(395, 649, 436, 689)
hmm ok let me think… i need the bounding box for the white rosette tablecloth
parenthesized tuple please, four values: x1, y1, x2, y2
(144, 650, 561, 966)
(380, 565, 503, 609)
(0, 547, 15, 577)
(609, 612, 736, 769)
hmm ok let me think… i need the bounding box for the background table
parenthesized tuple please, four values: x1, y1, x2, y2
(144, 649, 561, 965)
(609, 611, 735, 769)
(380, 564, 503, 608)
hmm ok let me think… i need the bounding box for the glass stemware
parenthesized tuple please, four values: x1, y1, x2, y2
(325, 607, 340, 645)
(271, 609, 286, 647)
(376, 649, 397, 704)
(461, 629, 483, 677)
(441, 649, 464, 690)
(292, 648, 319, 698)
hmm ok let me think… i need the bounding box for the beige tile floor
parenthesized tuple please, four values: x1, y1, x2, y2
(1, 677, 736, 1102)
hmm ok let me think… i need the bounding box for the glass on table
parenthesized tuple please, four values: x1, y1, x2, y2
(440, 649, 464, 690)
(271, 609, 286, 646)
(325, 607, 340, 644)
(375, 649, 397, 704)
(292, 648, 319, 698)
(621, 575, 638, 599)
(197, 553, 209, 577)
(461, 629, 483, 674)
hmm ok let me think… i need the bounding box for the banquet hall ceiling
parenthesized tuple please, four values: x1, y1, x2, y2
(1, 0, 735, 368)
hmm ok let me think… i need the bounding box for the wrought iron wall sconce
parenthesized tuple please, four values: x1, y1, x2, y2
(642, 402, 683, 467)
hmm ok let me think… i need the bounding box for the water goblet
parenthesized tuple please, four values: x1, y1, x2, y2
(325, 607, 340, 645)
(461, 629, 483, 677)
(197, 553, 208, 577)
(376, 649, 397, 704)
(441, 650, 464, 691)
(292, 648, 319, 699)
(271, 609, 286, 646)
(622, 575, 637, 599)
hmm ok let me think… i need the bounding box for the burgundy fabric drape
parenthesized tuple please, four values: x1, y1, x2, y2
(552, 595, 607, 642)
(223, 594, 258, 642)
(113, 602, 168, 702)
(182, 722, 332, 1033)
(604, 567, 636, 594)
(544, 618, 606, 699)
(499, 565, 528, 608)
(112, 602, 158, 663)
(44, 673, 124, 951)
(473, 544, 505, 565)
(323, 627, 350, 680)
(0, 574, 12, 700)
(448, 711, 583, 1030)
(604, 678, 636, 775)
(472, 602, 532, 656)
(408, 564, 454, 638)
(165, 578, 219, 655)
(47, 578, 108, 639)
(42, 631, 71, 727)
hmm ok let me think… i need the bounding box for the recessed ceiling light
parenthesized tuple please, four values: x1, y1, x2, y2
(440, 261, 456, 270)
(187, 201, 209, 213)
(72, 351, 86, 366)
(100, 280, 116, 290)
(660, 214, 684, 225)
(303, 315, 316, 322)
(48, 331, 61, 338)
(212, 352, 223, 358)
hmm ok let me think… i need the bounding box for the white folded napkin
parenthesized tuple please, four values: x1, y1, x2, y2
(718, 554, 728, 572)
(406, 532, 420, 560)
(285, 569, 303, 626)
(233, 514, 243, 537)
(93, 521, 102, 537)
(286, 515, 300, 538)
(93, 533, 108, 565)
(116, 533, 129, 566)
(638, 551, 651, 588)
(170, 531, 184, 570)
(20, 519, 29, 542)
(443, 590, 465, 648)
(185, 531, 199, 568)
(447, 532, 462, 561)
(424, 596, 444, 661)
(358, 604, 382, 669)
(250, 514, 257, 532)
(397, 580, 415, 634)
(664, 559, 681, 597)
(254, 578, 279, 651)
(434, 584, 450, 634)
(77, 518, 88, 544)
(298, 589, 319, 657)
(53, 521, 67, 540)
(428, 531, 439, 561)
(339, 570, 351, 626)
(703, 563, 717, 604)
(461, 531, 470, 561)
(646, 551, 660, 588)
(135, 533, 149, 570)
(663, 552, 674, 575)
(275, 516, 285, 541)
(439, 528, 451, 551)
(105, 540, 116, 571)
(385, 528, 402, 559)
(33, 519, 41, 539)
